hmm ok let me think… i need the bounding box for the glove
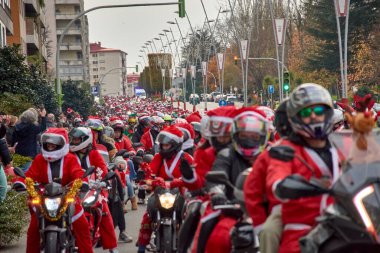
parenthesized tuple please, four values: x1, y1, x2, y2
(136, 150, 144, 157)
(180, 159, 194, 180)
(211, 193, 227, 207)
(170, 178, 183, 189)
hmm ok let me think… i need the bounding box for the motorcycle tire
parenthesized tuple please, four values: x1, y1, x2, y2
(45, 232, 59, 253)
(160, 225, 173, 253)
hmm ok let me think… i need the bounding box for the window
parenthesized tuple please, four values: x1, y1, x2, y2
(4, 0, 10, 8)
(92, 61, 98, 64)
(92, 53, 97, 57)
(99, 60, 105, 63)
(76, 52, 83, 59)
(93, 68, 98, 72)
(93, 75, 98, 79)
(100, 67, 106, 71)
(99, 53, 105, 56)
(0, 22, 5, 48)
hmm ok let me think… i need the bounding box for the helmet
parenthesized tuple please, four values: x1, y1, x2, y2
(151, 116, 165, 132)
(103, 126, 115, 138)
(69, 127, 93, 152)
(163, 114, 173, 122)
(41, 128, 69, 162)
(156, 126, 183, 158)
(257, 106, 275, 131)
(274, 99, 292, 138)
(287, 83, 334, 139)
(128, 117, 137, 125)
(200, 115, 210, 139)
(138, 115, 151, 128)
(232, 110, 269, 159)
(332, 109, 344, 131)
(191, 122, 201, 133)
(110, 119, 125, 130)
(86, 118, 104, 132)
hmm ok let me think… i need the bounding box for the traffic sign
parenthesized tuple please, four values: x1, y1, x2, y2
(268, 85, 274, 94)
(219, 100, 227, 107)
(91, 86, 99, 96)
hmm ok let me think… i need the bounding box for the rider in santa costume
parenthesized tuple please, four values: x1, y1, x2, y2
(68, 127, 121, 251)
(13, 128, 93, 253)
(136, 125, 194, 253)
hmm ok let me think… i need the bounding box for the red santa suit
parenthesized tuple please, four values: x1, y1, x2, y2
(73, 148, 118, 250)
(114, 135, 136, 154)
(14, 128, 93, 253)
(140, 130, 156, 153)
(266, 139, 341, 253)
(244, 145, 281, 234)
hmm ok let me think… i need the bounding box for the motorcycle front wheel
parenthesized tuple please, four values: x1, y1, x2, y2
(45, 232, 59, 253)
(160, 225, 173, 253)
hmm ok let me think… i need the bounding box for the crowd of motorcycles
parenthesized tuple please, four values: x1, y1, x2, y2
(7, 92, 380, 253)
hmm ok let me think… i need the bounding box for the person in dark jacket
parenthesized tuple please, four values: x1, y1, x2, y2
(11, 108, 47, 171)
(5, 115, 17, 146)
(132, 116, 151, 145)
(0, 124, 11, 202)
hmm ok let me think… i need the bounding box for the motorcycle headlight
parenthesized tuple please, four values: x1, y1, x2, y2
(159, 192, 176, 209)
(353, 185, 380, 241)
(83, 195, 96, 207)
(44, 197, 62, 218)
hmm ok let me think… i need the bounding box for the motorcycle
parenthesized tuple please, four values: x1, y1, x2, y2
(81, 170, 115, 247)
(204, 169, 258, 253)
(144, 179, 185, 253)
(269, 130, 380, 253)
(13, 166, 93, 253)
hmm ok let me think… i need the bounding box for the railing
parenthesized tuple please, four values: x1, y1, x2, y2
(59, 60, 83, 66)
(55, 0, 80, 4)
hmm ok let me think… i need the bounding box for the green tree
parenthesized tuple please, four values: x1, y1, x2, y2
(0, 45, 58, 114)
(62, 80, 95, 119)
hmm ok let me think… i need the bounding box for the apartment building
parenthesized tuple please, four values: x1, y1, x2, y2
(55, 0, 90, 82)
(8, 0, 48, 61)
(0, 0, 13, 47)
(90, 42, 127, 96)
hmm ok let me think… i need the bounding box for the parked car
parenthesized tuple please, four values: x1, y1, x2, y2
(226, 95, 237, 106)
(210, 92, 221, 102)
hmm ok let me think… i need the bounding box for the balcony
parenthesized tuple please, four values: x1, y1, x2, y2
(59, 43, 82, 51)
(0, 5, 13, 35)
(59, 60, 83, 66)
(24, 0, 39, 17)
(56, 27, 82, 35)
(55, 0, 81, 4)
(55, 13, 80, 20)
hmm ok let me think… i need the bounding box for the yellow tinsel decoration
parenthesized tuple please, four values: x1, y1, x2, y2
(26, 178, 82, 222)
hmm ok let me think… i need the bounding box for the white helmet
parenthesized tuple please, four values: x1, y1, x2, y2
(68, 127, 93, 152)
(332, 109, 345, 131)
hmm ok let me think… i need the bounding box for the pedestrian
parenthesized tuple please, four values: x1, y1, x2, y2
(11, 107, 46, 171)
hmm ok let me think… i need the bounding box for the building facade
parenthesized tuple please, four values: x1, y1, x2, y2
(0, 0, 13, 47)
(90, 42, 127, 97)
(55, 0, 90, 82)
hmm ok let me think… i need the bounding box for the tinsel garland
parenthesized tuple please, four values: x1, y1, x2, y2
(26, 178, 82, 221)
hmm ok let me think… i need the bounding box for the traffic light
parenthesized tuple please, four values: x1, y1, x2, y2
(234, 56, 238, 65)
(178, 0, 185, 18)
(283, 71, 290, 92)
(136, 65, 138, 72)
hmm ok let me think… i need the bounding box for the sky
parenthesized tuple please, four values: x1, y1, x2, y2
(84, 0, 224, 74)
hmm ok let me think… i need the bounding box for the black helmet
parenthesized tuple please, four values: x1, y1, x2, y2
(156, 126, 183, 158)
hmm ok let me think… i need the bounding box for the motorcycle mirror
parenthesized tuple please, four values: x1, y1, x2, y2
(269, 146, 295, 162)
(83, 166, 95, 178)
(13, 167, 26, 179)
(104, 171, 116, 181)
(205, 171, 230, 185)
(278, 174, 330, 200)
(143, 154, 154, 163)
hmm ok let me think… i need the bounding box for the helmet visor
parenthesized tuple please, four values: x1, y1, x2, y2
(41, 134, 65, 146)
(156, 132, 181, 145)
(206, 117, 233, 137)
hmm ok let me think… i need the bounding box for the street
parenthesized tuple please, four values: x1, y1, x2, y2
(176, 101, 243, 113)
(0, 203, 145, 253)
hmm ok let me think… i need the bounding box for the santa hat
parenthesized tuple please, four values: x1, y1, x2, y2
(176, 122, 195, 139)
(207, 106, 236, 118)
(41, 128, 69, 162)
(232, 106, 267, 120)
(159, 125, 184, 143)
(186, 111, 202, 124)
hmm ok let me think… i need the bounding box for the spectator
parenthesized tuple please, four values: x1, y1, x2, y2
(11, 108, 46, 171)
(0, 124, 11, 202)
(46, 113, 57, 128)
(5, 115, 17, 146)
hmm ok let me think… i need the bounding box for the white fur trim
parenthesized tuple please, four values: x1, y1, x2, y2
(209, 116, 233, 123)
(200, 210, 221, 223)
(284, 223, 312, 231)
(47, 157, 64, 183)
(71, 208, 84, 223)
(234, 111, 268, 122)
(164, 150, 183, 179)
(182, 138, 194, 151)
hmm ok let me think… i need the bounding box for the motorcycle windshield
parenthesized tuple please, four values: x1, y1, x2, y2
(329, 129, 380, 167)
